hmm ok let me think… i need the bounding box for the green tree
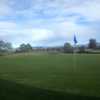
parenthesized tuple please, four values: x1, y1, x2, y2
(64, 42, 73, 53)
(79, 46, 85, 53)
(0, 40, 13, 55)
(19, 43, 33, 52)
(0, 40, 12, 51)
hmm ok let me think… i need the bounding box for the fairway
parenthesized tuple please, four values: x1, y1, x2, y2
(0, 53, 100, 100)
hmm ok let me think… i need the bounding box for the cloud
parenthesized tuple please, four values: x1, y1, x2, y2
(0, 0, 12, 16)
(0, 0, 100, 47)
(0, 21, 16, 30)
(0, 24, 54, 47)
(67, 0, 100, 21)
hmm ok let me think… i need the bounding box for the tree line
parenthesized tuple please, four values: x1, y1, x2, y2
(0, 38, 100, 55)
(64, 39, 100, 53)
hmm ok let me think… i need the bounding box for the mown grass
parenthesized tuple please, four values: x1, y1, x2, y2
(0, 53, 100, 100)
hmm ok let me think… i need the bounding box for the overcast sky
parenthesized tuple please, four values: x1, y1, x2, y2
(0, 0, 100, 47)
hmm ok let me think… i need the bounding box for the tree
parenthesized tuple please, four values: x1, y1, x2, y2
(63, 42, 73, 53)
(0, 41, 5, 49)
(0, 40, 12, 51)
(79, 46, 85, 53)
(88, 39, 97, 49)
(0, 40, 13, 55)
(4, 42, 12, 50)
(25, 44, 33, 51)
(18, 43, 33, 52)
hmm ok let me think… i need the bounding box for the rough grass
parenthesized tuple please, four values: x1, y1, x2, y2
(0, 53, 100, 100)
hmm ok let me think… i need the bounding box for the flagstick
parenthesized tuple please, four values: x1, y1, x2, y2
(73, 43, 77, 72)
(73, 34, 78, 73)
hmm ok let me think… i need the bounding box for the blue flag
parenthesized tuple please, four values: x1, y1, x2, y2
(74, 34, 77, 44)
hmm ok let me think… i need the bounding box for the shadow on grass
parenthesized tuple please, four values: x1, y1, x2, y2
(0, 78, 100, 100)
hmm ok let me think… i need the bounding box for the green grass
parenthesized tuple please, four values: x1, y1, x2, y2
(0, 53, 100, 100)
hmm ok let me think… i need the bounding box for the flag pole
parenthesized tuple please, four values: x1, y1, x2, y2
(73, 34, 77, 72)
(73, 42, 76, 72)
